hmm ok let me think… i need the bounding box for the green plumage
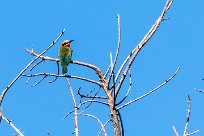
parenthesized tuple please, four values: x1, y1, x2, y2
(58, 44, 73, 74)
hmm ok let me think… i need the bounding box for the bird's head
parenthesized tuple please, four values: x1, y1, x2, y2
(61, 40, 74, 48)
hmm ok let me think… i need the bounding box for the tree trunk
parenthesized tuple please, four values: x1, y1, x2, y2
(110, 107, 121, 136)
(107, 91, 121, 136)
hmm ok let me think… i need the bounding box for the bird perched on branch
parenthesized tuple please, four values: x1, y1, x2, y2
(58, 40, 74, 74)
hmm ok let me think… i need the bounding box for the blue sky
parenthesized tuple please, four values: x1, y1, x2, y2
(0, 0, 204, 135)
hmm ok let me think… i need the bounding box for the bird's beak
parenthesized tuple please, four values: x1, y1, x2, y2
(69, 40, 74, 43)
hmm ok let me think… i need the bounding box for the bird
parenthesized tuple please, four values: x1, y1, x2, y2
(58, 40, 74, 74)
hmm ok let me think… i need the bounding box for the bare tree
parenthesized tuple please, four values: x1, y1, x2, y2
(0, 0, 182, 135)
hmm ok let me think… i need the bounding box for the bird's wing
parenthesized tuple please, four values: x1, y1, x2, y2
(65, 48, 72, 65)
(58, 47, 72, 66)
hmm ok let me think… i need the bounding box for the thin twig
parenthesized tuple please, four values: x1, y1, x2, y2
(0, 29, 65, 105)
(183, 95, 199, 136)
(49, 62, 59, 83)
(80, 87, 106, 114)
(25, 77, 31, 84)
(107, 14, 121, 84)
(116, 70, 132, 106)
(31, 75, 47, 87)
(98, 119, 112, 136)
(72, 99, 108, 112)
(64, 100, 108, 119)
(2, 115, 24, 136)
(66, 78, 79, 136)
(63, 109, 75, 119)
(172, 126, 179, 136)
(173, 95, 199, 136)
(30, 59, 44, 71)
(70, 75, 102, 87)
(115, 0, 174, 96)
(78, 93, 107, 99)
(79, 113, 107, 136)
(183, 95, 191, 136)
(188, 130, 199, 135)
(194, 88, 204, 93)
(117, 67, 180, 110)
(104, 65, 111, 79)
(78, 87, 107, 99)
(24, 48, 59, 62)
(22, 73, 102, 87)
(79, 87, 95, 97)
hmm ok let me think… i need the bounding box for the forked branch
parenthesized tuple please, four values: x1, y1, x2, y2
(22, 73, 102, 87)
(98, 119, 112, 136)
(172, 95, 199, 136)
(0, 29, 65, 106)
(24, 48, 105, 83)
(116, 70, 132, 106)
(79, 113, 107, 136)
(115, 0, 174, 96)
(63, 100, 108, 119)
(183, 95, 199, 136)
(117, 67, 180, 110)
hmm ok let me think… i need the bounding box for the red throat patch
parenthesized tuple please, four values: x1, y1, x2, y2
(65, 43, 70, 47)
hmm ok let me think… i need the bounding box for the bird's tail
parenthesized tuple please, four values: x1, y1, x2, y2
(62, 65, 68, 74)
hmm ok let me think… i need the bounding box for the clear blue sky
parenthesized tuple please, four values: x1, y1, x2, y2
(0, 0, 204, 135)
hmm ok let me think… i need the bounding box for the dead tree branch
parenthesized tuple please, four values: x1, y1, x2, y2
(194, 88, 204, 93)
(117, 67, 180, 110)
(63, 100, 109, 119)
(107, 14, 121, 84)
(78, 87, 107, 100)
(172, 95, 199, 136)
(79, 113, 107, 136)
(75, 100, 109, 110)
(188, 130, 200, 136)
(2, 115, 24, 136)
(183, 95, 191, 136)
(24, 48, 106, 82)
(77, 87, 108, 118)
(98, 119, 112, 136)
(183, 95, 199, 136)
(66, 78, 79, 136)
(48, 62, 60, 83)
(22, 73, 102, 87)
(115, 0, 174, 96)
(116, 70, 132, 106)
(32, 75, 47, 87)
(172, 126, 179, 136)
(0, 29, 65, 106)
(30, 59, 44, 71)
